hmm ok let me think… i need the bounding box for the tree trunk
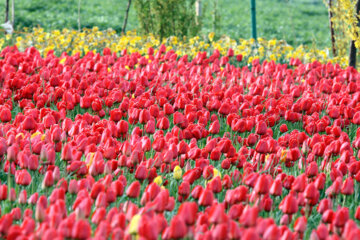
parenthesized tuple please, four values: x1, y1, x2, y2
(78, 0, 81, 31)
(122, 0, 132, 34)
(5, 0, 9, 22)
(195, 0, 201, 25)
(11, 0, 14, 26)
(328, 0, 336, 56)
(349, 0, 360, 68)
(212, 0, 218, 34)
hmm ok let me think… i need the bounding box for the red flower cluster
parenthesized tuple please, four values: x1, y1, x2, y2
(0, 44, 359, 239)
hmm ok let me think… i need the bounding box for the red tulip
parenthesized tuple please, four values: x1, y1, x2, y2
(168, 215, 187, 239)
(239, 206, 258, 227)
(254, 174, 271, 195)
(341, 177, 354, 195)
(280, 193, 298, 215)
(126, 181, 141, 198)
(15, 169, 32, 186)
(72, 219, 91, 239)
(22, 116, 36, 131)
(42, 170, 54, 188)
(198, 188, 214, 207)
(178, 202, 198, 225)
(333, 207, 349, 228)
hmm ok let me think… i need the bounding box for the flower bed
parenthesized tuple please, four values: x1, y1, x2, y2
(0, 41, 359, 239)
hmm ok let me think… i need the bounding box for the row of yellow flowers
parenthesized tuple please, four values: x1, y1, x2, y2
(0, 27, 348, 67)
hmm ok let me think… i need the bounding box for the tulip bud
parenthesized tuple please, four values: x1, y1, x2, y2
(173, 165, 182, 180)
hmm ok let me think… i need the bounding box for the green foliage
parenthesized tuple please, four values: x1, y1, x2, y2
(133, 0, 201, 39)
(0, 0, 330, 47)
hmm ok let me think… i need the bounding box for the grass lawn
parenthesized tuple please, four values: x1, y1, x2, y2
(0, 0, 330, 48)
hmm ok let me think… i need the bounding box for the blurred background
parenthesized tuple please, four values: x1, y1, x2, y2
(0, 0, 330, 48)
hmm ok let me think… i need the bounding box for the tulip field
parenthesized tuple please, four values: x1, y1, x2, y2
(1, 28, 360, 240)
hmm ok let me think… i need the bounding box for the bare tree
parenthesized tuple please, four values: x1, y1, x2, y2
(11, 0, 14, 25)
(195, 0, 201, 25)
(78, 0, 81, 31)
(122, 0, 132, 34)
(5, 0, 9, 22)
(328, 0, 336, 56)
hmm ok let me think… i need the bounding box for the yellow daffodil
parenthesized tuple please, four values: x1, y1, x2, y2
(10, 27, 348, 68)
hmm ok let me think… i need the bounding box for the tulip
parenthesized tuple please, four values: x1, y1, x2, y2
(126, 181, 141, 198)
(168, 215, 187, 239)
(42, 170, 54, 188)
(254, 174, 271, 195)
(173, 165, 182, 180)
(198, 188, 214, 207)
(72, 219, 91, 240)
(15, 170, 32, 186)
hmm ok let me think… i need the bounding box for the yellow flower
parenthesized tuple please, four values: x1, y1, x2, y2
(173, 165, 182, 180)
(30, 131, 42, 140)
(280, 149, 287, 163)
(129, 214, 141, 235)
(208, 32, 215, 42)
(153, 176, 163, 186)
(213, 168, 221, 179)
(16, 132, 25, 140)
(59, 57, 66, 64)
(41, 134, 46, 141)
(86, 152, 95, 168)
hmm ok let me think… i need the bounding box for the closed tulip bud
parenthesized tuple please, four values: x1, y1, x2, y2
(168, 215, 187, 239)
(191, 185, 203, 200)
(22, 116, 36, 131)
(255, 174, 271, 195)
(42, 170, 54, 188)
(198, 188, 214, 207)
(334, 207, 349, 228)
(263, 225, 280, 240)
(240, 206, 258, 228)
(317, 198, 332, 214)
(15, 170, 32, 186)
(341, 177, 354, 195)
(281, 194, 298, 215)
(294, 216, 307, 233)
(178, 181, 191, 197)
(126, 181, 141, 198)
(72, 219, 91, 240)
(18, 190, 27, 204)
(0, 185, 7, 201)
(35, 201, 46, 222)
(173, 165, 182, 180)
(135, 165, 148, 181)
(355, 206, 360, 220)
(10, 207, 21, 221)
(152, 175, 162, 186)
(52, 166, 60, 182)
(178, 202, 198, 225)
(256, 139, 269, 154)
(7, 144, 18, 162)
(68, 179, 79, 194)
(61, 143, 73, 161)
(128, 214, 141, 235)
(270, 179, 282, 196)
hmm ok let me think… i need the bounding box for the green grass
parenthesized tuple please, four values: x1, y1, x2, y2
(0, 0, 330, 48)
